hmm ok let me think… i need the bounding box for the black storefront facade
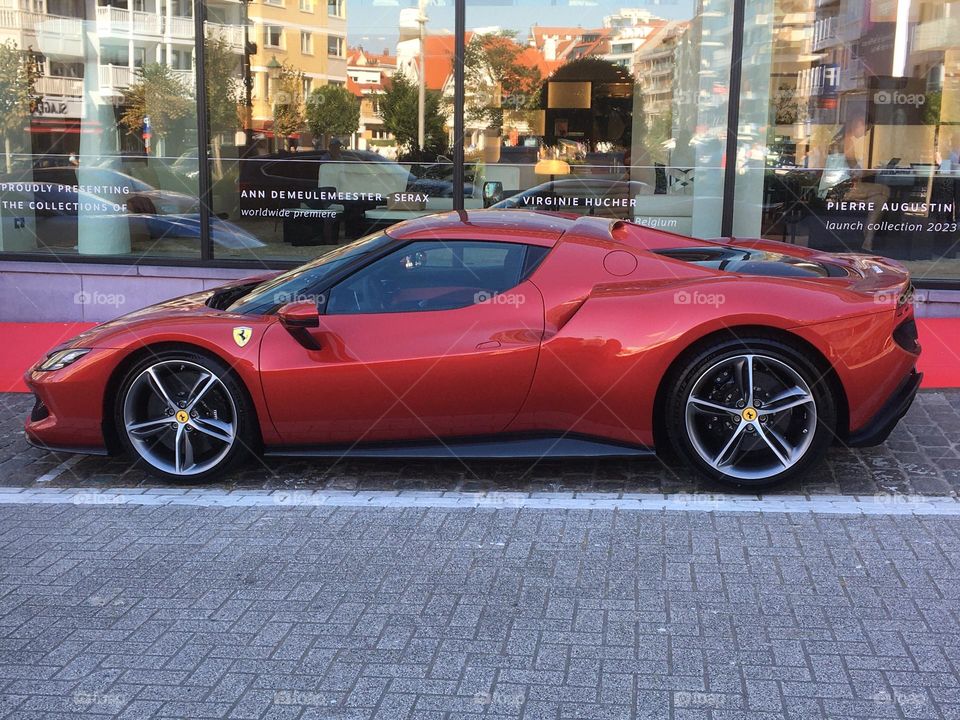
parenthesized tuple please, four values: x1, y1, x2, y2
(2, 0, 960, 321)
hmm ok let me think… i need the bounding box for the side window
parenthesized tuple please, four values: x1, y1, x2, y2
(326, 240, 531, 315)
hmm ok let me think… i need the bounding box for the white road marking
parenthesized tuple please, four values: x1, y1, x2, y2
(34, 456, 86, 484)
(0, 487, 959, 515)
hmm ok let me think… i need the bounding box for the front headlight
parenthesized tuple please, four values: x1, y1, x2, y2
(39, 348, 91, 371)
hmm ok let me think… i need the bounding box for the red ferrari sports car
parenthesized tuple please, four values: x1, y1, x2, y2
(24, 210, 921, 487)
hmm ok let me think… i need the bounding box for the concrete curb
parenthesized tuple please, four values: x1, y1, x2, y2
(1, 487, 959, 515)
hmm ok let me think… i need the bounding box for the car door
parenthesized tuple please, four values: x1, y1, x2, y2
(259, 239, 548, 445)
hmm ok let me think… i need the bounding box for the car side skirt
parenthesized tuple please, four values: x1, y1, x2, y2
(264, 434, 654, 460)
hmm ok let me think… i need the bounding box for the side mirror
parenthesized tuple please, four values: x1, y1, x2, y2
(483, 181, 503, 207)
(278, 300, 319, 329)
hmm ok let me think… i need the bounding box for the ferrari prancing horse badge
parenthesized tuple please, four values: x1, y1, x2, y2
(233, 327, 253, 347)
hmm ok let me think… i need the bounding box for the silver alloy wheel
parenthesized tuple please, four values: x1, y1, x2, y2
(122, 360, 237, 476)
(684, 353, 817, 481)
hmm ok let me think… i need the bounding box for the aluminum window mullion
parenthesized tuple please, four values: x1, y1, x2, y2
(194, 0, 214, 262)
(721, 0, 747, 238)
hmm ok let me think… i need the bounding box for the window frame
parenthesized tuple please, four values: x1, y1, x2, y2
(327, 35, 344, 57)
(264, 25, 284, 49)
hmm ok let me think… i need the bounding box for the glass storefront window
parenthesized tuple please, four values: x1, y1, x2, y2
(1, 0, 959, 285)
(206, 0, 463, 262)
(463, 0, 734, 239)
(737, 0, 960, 279)
(0, 0, 201, 259)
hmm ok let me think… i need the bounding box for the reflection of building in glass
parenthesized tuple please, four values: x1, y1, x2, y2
(603, 9, 664, 69)
(3, 0, 960, 281)
(632, 21, 688, 133)
(0, 0, 83, 155)
(528, 25, 612, 64)
(346, 46, 395, 153)
(394, 26, 457, 152)
(0, 0, 247, 157)
(247, 0, 347, 141)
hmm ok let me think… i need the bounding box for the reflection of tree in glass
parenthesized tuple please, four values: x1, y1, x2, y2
(923, 90, 941, 127)
(205, 35, 242, 138)
(771, 84, 806, 126)
(306, 84, 360, 150)
(119, 64, 193, 154)
(464, 31, 542, 135)
(644, 108, 671, 165)
(204, 34, 243, 178)
(377, 73, 446, 158)
(272, 63, 306, 151)
(0, 40, 40, 172)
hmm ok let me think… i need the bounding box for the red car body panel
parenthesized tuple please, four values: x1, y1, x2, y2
(23, 210, 920, 457)
(258, 280, 545, 444)
(25, 308, 283, 448)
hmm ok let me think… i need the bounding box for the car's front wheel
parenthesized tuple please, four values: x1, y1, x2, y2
(666, 337, 836, 488)
(115, 350, 255, 481)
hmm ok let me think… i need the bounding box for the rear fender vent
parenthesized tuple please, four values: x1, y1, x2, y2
(893, 317, 920, 354)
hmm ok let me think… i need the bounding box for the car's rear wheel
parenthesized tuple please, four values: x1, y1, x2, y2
(115, 350, 254, 481)
(666, 337, 836, 488)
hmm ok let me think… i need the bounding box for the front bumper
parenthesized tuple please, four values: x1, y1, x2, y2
(23, 349, 114, 454)
(845, 369, 922, 448)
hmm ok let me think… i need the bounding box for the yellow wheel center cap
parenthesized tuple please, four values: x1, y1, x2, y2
(175, 410, 189, 424)
(741, 407, 758, 422)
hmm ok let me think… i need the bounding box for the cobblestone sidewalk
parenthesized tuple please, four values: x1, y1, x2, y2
(1, 391, 959, 496)
(1, 502, 959, 719)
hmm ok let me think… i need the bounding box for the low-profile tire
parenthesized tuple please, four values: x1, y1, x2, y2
(665, 336, 836, 489)
(114, 349, 256, 481)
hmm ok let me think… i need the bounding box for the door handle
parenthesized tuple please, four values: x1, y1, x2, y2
(476, 341, 501, 350)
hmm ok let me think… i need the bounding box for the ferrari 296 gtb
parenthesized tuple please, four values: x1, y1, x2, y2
(24, 210, 921, 488)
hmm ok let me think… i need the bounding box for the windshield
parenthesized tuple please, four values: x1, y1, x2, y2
(227, 232, 394, 314)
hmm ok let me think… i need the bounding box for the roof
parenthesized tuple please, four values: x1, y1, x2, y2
(529, 26, 596, 44)
(346, 47, 397, 68)
(346, 76, 383, 96)
(515, 46, 562, 77)
(416, 33, 474, 91)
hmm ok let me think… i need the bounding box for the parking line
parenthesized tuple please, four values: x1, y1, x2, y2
(34, 456, 86, 484)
